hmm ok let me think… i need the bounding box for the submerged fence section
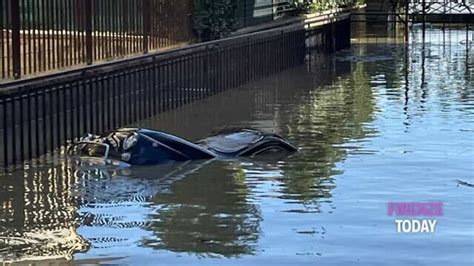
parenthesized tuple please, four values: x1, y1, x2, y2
(0, 0, 194, 80)
(0, 28, 306, 166)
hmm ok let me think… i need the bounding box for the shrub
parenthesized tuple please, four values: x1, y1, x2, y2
(193, 0, 237, 41)
(289, 0, 358, 15)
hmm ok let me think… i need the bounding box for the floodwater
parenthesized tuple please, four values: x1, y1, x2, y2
(1, 27, 473, 265)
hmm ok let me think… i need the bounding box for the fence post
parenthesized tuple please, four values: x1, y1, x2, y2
(85, 0, 93, 65)
(143, 0, 150, 54)
(405, 0, 409, 43)
(422, 0, 426, 42)
(11, 0, 21, 79)
(243, 0, 247, 27)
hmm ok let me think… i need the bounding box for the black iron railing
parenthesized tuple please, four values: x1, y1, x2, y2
(0, 29, 307, 166)
(0, 0, 194, 80)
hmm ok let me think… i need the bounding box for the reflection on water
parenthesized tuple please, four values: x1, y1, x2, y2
(1, 27, 473, 265)
(0, 164, 89, 262)
(142, 162, 262, 256)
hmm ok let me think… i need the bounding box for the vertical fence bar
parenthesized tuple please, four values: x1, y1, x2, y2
(105, 76, 112, 131)
(106, 0, 111, 60)
(71, 82, 78, 142)
(40, 0, 46, 71)
(26, 92, 32, 160)
(18, 0, 24, 75)
(156, 62, 162, 113)
(126, 71, 132, 124)
(164, 61, 170, 111)
(132, 0, 137, 54)
(191, 53, 196, 101)
(146, 66, 152, 117)
(49, 87, 54, 152)
(118, 73, 124, 125)
(34, 91, 39, 157)
(11, 0, 21, 79)
(11, 96, 16, 164)
(158, 63, 164, 113)
(81, 80, 87, 133)
(25, 0, 31, 75)
(111, 74, 117, 129)
(67, 0, 73, 68)
(19, 94, 24, 162)
(58, 0, 64, 69)
(94, 77, 100, 132)
(2, 98, 8, 166)
(74, 81, 80, 140)
(51, 0, 56, 71)
(55, 86, 61, 148)
(93, 0, 99, 61)
(85, 0, 92, 64)
(96, 0, 102, 61)
(41, 90, 47, 155)
(105, 0, 110, 60)
(62, 85, 68, 145)
(0, 0, 4, 79)
(422, 0, 426, 42)
(143, 0, 149, 54)
(100, 77, 106, 132)
(32, 0, 38, 73)
(118, 74, 125, 126)
(45, 0, 51, 71)
(87, 78, 93, 132)
(122, 0, 128, 55)
(6, 0, 11, 78)
(139, 68, 144, 120)
(176, 57, 182, 106)
(111, 0, 117, 58)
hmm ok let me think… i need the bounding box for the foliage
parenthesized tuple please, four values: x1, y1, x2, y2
(288, 0, 314, 15)
(193, 0, 237, 41)
(289, 0, 361, 15)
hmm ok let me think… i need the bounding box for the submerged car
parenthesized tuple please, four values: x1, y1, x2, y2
(68, 128, 297, 166)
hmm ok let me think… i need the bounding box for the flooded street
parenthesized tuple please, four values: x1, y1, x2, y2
(1, 27, 473, 265)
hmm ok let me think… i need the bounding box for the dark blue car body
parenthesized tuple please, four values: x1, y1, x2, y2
(69, 128, 297, 166)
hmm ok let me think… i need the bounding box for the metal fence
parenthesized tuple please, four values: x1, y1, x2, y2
(0, 28, 307, 166)
(0, 0, 194, 80)
(0, 0, 359, 80)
